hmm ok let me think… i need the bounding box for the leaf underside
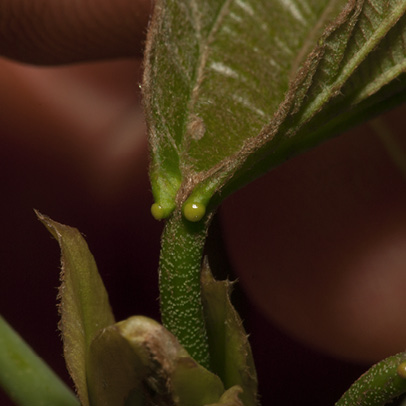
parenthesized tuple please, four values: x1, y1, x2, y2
(144, 0, 406, 216)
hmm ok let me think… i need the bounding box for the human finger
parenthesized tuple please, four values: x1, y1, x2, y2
(221, 106, 406, 363)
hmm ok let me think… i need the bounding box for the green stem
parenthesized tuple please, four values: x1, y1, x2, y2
(336, 352, 406, 406)
(0, 315, 79, 406)
(159, 211, 210, 369)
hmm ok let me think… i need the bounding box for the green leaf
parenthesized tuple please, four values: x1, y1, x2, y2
(86, 321, 146, 406)
(206, 386, 244, 406)
(201, 259, 257, 406)
(0, 315, 79, 406)
(144, 0, 406, 217)
(37, 212, 115, 406)
(171, 356, 225, 406)
(257, 0, 406, 174)
(87, 315, 225, 406)
(336, 352, 406, 406)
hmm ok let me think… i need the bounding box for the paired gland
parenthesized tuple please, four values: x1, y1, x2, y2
(151, 202, 206, 222)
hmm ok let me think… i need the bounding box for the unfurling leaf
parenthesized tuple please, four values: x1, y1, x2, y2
(38, 214, 231, 406)
(37, 212, 115, 406)
(87, 316, 225, 406)
(201, 259, 258, 406)
(206, 386, 244, 406)
(144, 0, 406, 219)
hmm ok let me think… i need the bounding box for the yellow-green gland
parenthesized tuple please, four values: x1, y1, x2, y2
(151, 203, 165, 220)
(183, 202, 206, 222)
(397, 361, 406, 379)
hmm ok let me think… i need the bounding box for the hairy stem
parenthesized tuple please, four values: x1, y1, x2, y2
(336, 352, 406, 406)
(158, 211, 210, 369)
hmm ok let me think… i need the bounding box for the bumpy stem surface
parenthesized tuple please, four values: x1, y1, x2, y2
(158, 211, 210, 369)
(336, 352, 406, 406)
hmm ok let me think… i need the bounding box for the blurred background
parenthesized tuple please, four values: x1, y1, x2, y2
(1, 55, 405, 405)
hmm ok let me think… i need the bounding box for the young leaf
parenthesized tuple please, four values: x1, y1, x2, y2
(144, 0, 406, 217)
(86, 321, 146, 406)
(201, 259, 257, 406)
(87, 315, 225, 406)
(171, 357, 226, 406)
(37, 212, 115, 406)
(206, 386, 244, 406)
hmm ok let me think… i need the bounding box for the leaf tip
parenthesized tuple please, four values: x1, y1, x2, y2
(34, 209, 46, 222)
(34, 209, 61, 240)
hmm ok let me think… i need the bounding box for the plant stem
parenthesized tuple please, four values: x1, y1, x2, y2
(158, 211, 210, 369)
(336, 352, 406, 406)
(0, 315, 79, 406)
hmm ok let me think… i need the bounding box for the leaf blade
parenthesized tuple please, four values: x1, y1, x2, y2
(201, 260, 258, 406)
(37, 212, 115, 406)
(145, 0, 406, 214)
(144, 0, 347, 214)
(87, 316, 225, 406)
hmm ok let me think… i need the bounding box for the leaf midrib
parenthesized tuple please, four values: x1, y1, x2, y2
(180, 0, 349, 180)
(289, 0, 347, 79)
(294, 1, 406, 129)
(177, 0, 357, 203)
(180, 0, 233, 168)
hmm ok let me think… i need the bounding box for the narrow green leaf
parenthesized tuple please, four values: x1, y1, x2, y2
(144, 0, 406, 216)
(87, 316, 225, 406)
(0, 315, 79, 406)
(336, 352, 406, 406)
(201, 260, 258, 406)
(37, 212, 115, 406)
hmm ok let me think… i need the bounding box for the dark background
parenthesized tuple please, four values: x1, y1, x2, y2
(0, 57, 373, 405)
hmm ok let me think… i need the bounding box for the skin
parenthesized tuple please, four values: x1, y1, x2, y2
(221, 114, 406, 363)
(0, 0, 152, 64)
(0, 0, 405, 397)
